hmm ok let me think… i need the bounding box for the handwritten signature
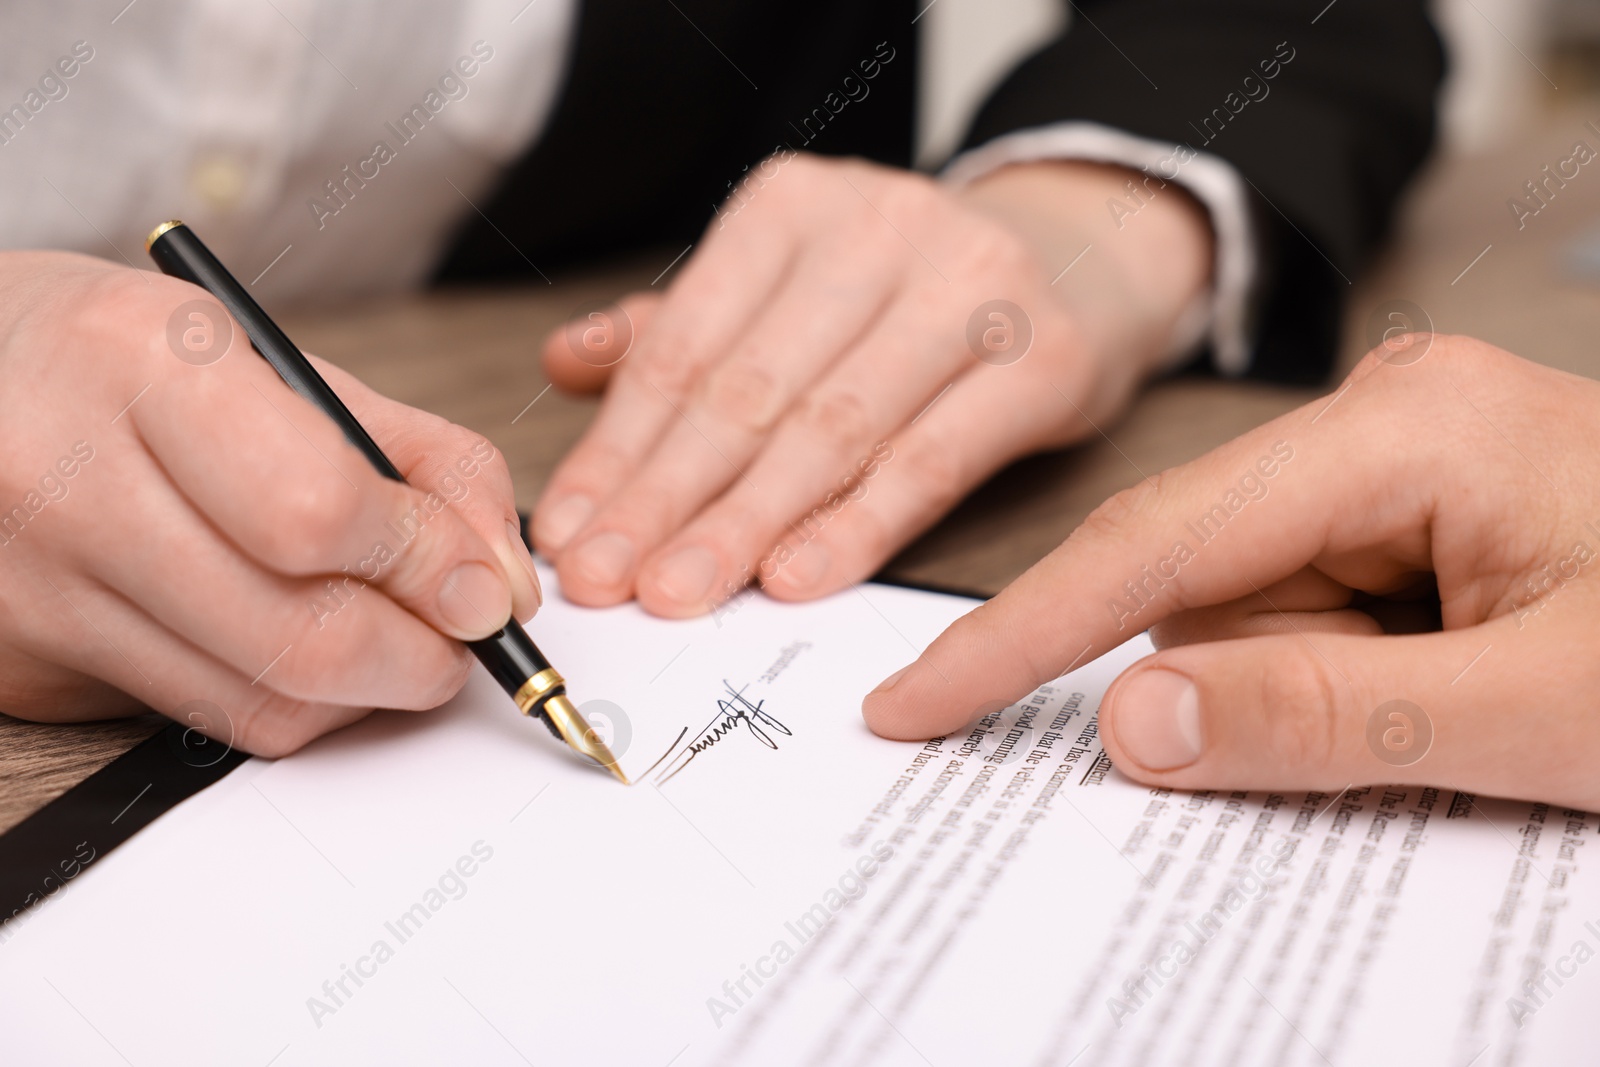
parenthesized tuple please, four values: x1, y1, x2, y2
(650, 682, 792, 785)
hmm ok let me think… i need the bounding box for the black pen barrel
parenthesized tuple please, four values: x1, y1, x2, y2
(147, 222, 402, 481)
(468, 627, 551, 695)
(147, 221, 561, 724)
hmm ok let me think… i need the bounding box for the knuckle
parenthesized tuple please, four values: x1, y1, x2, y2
(434, 424, 487, 467)
(905, 280, 954, 322)
(82, 271, 177, 361)
(233, 693, 321, 759)
(604, 478, 684, 536)
(258, 478, 362, 571)
(958, 225, 1036, 281)
(261, 571, 475, 708)
(796, 390, 871, 444)
(272, 600, 471, 709)
(468, 452, 514, 505)
(562, 438, 634, 490)
(1415, 333, 1497, 376)
(877, 171, 941, 222)
(789, 152, 826, 175)
(381, 636, 473, 708)
(782, 152, 832, 191)
(477, 443, 512, 486)
(268, 608, 353, 697)
(377, 508, 462, 596)
(1348, 331, 1478, 390)
(841, 504, 895, 568)
(97, 266, 174, 314)
(637, 341, 701, 405)
(1256, 646, 1342, 771)
(899, 436, 965, 502)
(440, 430, 509, 496)
(416, 648, 474, 707)
(700, 360, 782, 434)
(1075, 476, 1168, 547)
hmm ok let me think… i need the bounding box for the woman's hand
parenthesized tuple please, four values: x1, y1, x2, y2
(533, 152, 1214, 617)
(864, 335, 1600, 810)
(0, 252, 539, 755)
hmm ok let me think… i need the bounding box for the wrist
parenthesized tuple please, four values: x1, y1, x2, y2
(958, 160, 1215, 382)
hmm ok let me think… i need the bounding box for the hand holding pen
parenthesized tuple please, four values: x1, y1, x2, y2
(0, 241, 621, 776)
(145, 223, 624, 779)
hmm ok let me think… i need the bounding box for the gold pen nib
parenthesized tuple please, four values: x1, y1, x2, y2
(543, 694, 630, 785)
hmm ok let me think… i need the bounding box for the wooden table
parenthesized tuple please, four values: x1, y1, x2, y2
(8, 103, 1600, 832)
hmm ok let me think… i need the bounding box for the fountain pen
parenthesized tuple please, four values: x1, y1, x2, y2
(146, 220, 627, 784)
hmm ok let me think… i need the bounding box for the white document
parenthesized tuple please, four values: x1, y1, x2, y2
(0, 567, 1596, 1066)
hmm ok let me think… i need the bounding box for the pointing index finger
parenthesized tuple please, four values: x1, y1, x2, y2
(859, 389, 1405, 740)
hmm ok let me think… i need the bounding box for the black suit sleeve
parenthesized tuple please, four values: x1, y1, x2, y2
(963, 0, 1445, 384)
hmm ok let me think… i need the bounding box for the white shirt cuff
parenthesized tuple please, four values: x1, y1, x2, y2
(942, 121, 1258, 376)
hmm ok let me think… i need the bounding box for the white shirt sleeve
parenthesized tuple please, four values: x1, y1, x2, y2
(0, 0, 577, 303)
(941, 121, 1258, 376)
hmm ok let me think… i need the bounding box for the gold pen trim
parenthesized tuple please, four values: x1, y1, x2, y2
(512, 667, 564, 715)
(511, 669, 628, 784)
(145, 219, 184, 251)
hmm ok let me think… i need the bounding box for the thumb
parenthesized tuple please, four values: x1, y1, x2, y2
(314, 357, 542, 623)
(1097, 616, 1598, 808)
(542, 292, 662, 394)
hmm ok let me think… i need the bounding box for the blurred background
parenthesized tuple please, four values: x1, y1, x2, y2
(279, 0, 1600, 593)
(919, 0, 1600, 378)
(918, 0, 1580, 164)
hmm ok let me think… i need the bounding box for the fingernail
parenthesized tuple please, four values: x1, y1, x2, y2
(868, 664, 912, 698)
(773, 543, 829, 591)
(570, 531, 635, 588)
(1113, 668, 1202, 771)
(506, 519, 542, 612)
(537, 495, 594, 551)
(653, 546, 719, 604)
(438, 561, 513, 638)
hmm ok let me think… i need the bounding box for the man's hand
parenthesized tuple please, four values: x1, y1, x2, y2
(533, 153, 1214, 617)
(864, 335, 1600, 810)
(0, 252, 540, 755)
